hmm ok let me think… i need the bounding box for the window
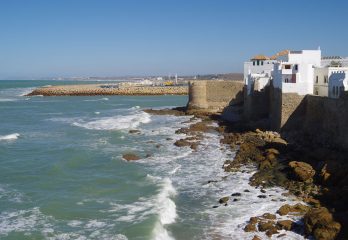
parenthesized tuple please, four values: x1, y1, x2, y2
(316, 76, 318, 83)
(257, 60, 260, 66)
(285, 65, 291, 69)
(294, 64, 298, 70)
(253, 61, 255, 66)
(261, 61, 264, 66)
(285, 78, 289, 83)
(324, 76, 328, 83)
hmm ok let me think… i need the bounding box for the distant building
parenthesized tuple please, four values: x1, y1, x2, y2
(321, 56, 348, 67)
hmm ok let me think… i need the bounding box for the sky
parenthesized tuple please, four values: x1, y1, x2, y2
(0, 0, 348, 79)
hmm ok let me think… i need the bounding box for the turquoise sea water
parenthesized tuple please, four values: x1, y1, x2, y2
(0, 81, 305, 240)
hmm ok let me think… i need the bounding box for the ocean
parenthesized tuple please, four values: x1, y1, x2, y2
(0, 80, 305, 240)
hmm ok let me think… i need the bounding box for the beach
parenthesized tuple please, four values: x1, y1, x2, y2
(27, 84, 188, 96)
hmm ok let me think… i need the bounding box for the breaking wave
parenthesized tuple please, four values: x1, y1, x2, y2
(0, 133, 20, 141)
(73, 111, 151, 130)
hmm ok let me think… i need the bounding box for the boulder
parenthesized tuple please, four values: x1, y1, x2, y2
(304, 207, 341, 240)
(258, 221, 275, 232)
(262, 213, 276, 220)
(277, 203, 310, 216)
(252, 235, 262, 240)
(244, 223, 257, 232)
(128, 129, 141, 134)
(277, 220, 293, 230)
(218, 196, 229, 204)
(289, 161, 316, 182)
(122, 153, 140, 161)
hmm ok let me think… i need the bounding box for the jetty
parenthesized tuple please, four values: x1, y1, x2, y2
(27, 84, 188, 96)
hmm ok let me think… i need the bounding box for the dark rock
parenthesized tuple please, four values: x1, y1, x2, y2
(304, 207, 341, 240)
(129, 129, 141, 134)
(258, 221, 275, 232)
(212, 205, 219, 208)
(231, 192, 242, 197)
(252, 235, 262, 240)
(277, 220, 293, 230)
(288, 161, 315, 183)
(244, 223, 257, 232)
(257, 195, 267, 198)
(244, 189, 250, 192)
(262, 213, 276, 220)
(218, 196, 229, 204)
(277, 203, 310, 216)
(122, 153, 140, 161)
(261, 189, 266, 193)
(233, 198, 239, 202)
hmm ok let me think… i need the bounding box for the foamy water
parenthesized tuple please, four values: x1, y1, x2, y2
(0, 81, 306, 240)
(0, 133, 20, 141)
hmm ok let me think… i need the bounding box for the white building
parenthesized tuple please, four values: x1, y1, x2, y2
(321, 56, 348, 67)
(273, 49, 321, 95)
(244, 55, 277, 95)
(314, 67, 348, 98)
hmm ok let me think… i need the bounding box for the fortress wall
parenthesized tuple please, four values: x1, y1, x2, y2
(302, 95, 348, 149)
(187, 80, 244, 112)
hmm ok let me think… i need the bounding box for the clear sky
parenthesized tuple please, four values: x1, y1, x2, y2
(0, 0, 347, 79)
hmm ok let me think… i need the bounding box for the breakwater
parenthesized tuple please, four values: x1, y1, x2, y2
(27, 84, 188, 96)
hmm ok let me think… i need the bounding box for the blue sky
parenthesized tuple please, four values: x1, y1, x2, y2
(0, 0, 347, 79)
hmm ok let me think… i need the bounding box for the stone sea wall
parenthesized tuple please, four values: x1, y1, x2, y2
(27, 84, 188, 96)
(187, 80, 244, 112)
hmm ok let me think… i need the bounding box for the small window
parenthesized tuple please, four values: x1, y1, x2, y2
(316, 76, 318, 83)
(253, 61, 255, 66)
(257, 60, 260, 66)
(285, 65, 291, 69)
(261, 61, 264, 66)
(324, 76, 328, 83)
(294, 64, 298, 70)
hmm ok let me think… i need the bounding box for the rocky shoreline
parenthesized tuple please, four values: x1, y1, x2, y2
(26, 84, 188, 96)
(144, 107, 346, 240)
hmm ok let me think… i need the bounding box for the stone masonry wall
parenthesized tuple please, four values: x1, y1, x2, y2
(187, 80, 244, 112)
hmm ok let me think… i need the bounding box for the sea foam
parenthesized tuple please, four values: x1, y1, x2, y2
(73, 111, 151, 130)
(0, 133, 20, 141)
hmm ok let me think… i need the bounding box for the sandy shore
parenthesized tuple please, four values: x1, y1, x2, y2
(26, 84, 188, 96)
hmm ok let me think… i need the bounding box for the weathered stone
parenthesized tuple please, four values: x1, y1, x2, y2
(218, 196, 229, 204)
(244, 223, 257, 232)
(252, 235, 262, 240)
(277, 220, 293, 230)
(288, 161, 315, 182)
(249, 217, 259, 224)
(266, 227, 279, 237)
(277, 203, 310, 216)
(122, 153, 140, 161)
(304, 207, 341, 240)
(258, 221, 275, 232)
(262, 213, 276, 220)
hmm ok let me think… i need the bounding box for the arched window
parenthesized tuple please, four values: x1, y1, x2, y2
(316, 76, 319, 83)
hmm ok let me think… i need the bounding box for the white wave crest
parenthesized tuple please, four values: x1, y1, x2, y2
(0, 133, 20, 141)
(152, 178, 177, 240)
(73, 111, 151, 130)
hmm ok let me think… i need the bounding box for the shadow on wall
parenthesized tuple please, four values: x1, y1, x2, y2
(279, 92, 348, 151)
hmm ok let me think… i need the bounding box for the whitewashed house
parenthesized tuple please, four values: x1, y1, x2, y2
(244, 55, 277, 95)
(272, 49, 322, 95)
